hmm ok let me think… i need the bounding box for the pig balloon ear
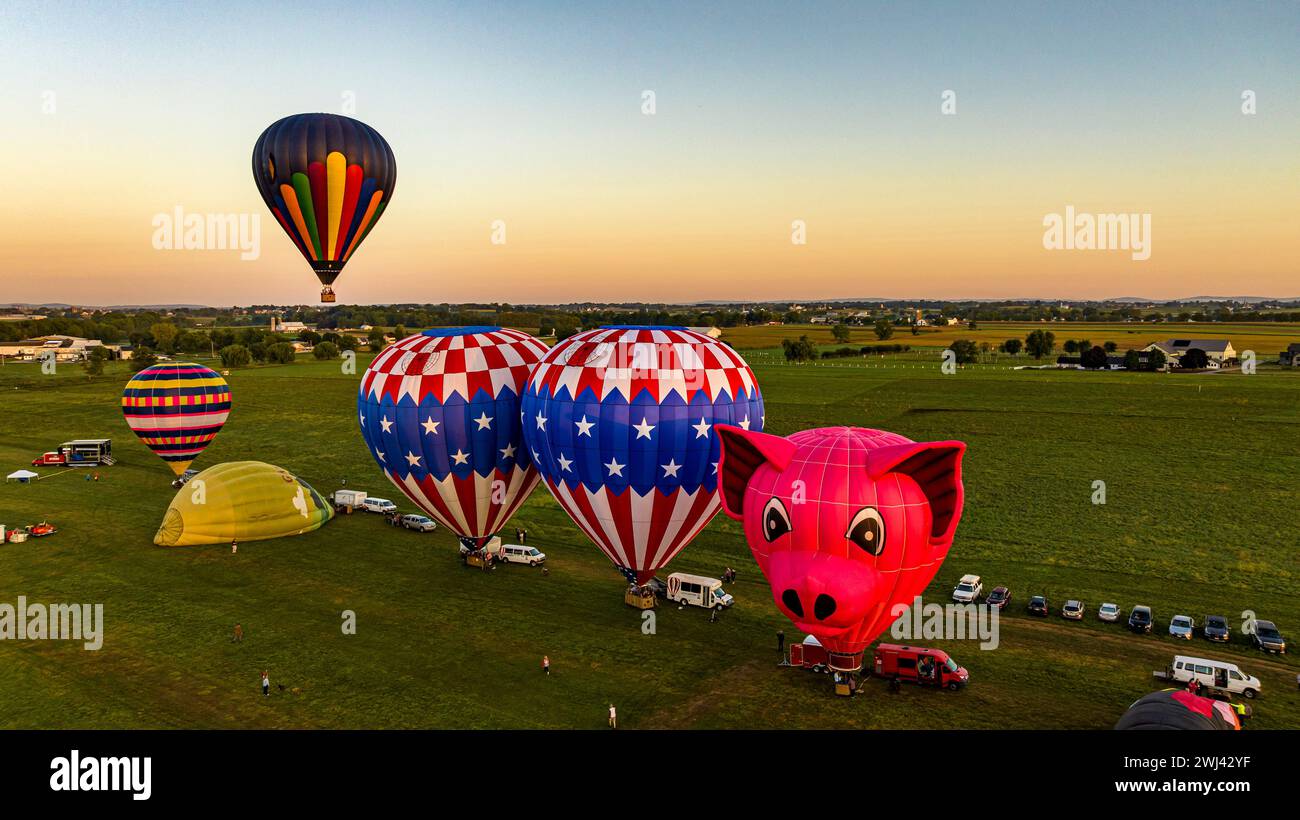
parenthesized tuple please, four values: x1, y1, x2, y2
(868, 440, 966, 543)
(716, 426, 797, 521)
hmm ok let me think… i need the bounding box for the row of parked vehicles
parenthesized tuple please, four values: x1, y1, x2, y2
(953, 574, 1287, 655)
(326, 489, 550, 566)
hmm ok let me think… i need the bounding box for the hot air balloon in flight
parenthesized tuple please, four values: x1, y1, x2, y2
(358, 327, 550, 550)
(520, 326, 764, 591)
(153, 461, 333, 547)
(716, 426, 966, 672)
(122, 363, 231, 477)
(251, 113, 396, 302)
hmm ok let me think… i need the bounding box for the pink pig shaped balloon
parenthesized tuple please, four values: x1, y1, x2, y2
(716, 426, 966, 672)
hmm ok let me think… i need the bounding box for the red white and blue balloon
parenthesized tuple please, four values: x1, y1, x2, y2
(520, 326, 764, 584)
(358, 327, 549, 547)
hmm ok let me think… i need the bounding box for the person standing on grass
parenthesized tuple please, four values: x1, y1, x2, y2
(608, 704, 617, 729)
(542, 655, 550, 676)
(776, 630, 785, 654)
(261, 670, 270, 697)
(232, 623, 243, 643)
(231, 539, 238, 555)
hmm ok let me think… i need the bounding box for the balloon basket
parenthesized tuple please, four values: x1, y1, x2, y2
(624, 586, 657, 609)
(463, 550, 492, 570)
(320, 288, 336, 303)
(828, 651, 864, 673)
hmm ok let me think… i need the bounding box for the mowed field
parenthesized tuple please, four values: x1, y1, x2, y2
(1, 340, 1298, 729)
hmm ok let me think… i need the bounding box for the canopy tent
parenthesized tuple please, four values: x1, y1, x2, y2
(6, 470, 38, 483)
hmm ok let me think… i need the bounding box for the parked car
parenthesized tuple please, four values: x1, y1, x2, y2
(1202, 615, 1230, 643)
(399, 514, 437, 532)
(1169, 615, 1195, 640)
(171, 468, 199, 489)
(985, 586, 1011, 610)
(1128, 605, 1154, 633)
(361, 497, 397, 514)
(1061, 600, 1084, 620)
(1027, 595, 1048, 617)
(1252, 620, 1287, 655)
(952, 574, 983, 603)
(1098, 602, 1121, 623)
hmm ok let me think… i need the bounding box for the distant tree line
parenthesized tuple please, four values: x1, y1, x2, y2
(781, 337, 912, 362)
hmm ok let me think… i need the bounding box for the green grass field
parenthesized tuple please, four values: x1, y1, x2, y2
(1, 344, 1298, 729)
(722, 321, 1300, 359)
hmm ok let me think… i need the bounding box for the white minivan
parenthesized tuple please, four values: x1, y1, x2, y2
(1170, 655, 1261, 699)
(362, 497, 397, 514)
(666, 573, 733, 609)
(496, 543, 546, 566)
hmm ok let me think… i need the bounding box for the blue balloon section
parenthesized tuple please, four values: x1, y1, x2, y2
(521, 326, 764, 582)
(358, 326, 549, 546)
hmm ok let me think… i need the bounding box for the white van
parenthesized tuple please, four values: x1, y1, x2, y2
(666, 573, 733, 609)
(362, 497, 397, 514)
(495, 543, 546, 566)
(1170, 655, 1261, 699)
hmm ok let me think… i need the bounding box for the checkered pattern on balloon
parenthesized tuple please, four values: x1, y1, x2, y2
(358, 327, 550, 548)
(520, 326, 764, 585)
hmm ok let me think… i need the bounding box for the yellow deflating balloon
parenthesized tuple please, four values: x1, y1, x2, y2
(154, 461, 334, 547)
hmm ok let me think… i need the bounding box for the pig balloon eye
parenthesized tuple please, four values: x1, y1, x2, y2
(846, 507, 886, 556)
(761, 497, 791, 542)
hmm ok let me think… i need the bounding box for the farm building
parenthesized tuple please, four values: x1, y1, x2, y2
(1142, 339, 1236, 366)
(270, 316, 312, 333)
(0, 335, 106, 362)
(1280, 343, 1300, 367)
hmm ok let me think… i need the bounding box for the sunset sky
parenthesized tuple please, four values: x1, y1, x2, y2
(1, 1, 1297, 306)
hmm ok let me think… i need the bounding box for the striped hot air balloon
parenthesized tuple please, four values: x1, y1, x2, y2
(358, 327, 550, 549)
(122, 363, 231, 476)
(251, 113, 397, 302)
(520, 326, 764, 586)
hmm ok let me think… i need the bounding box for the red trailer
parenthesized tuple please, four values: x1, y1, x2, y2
(788, 635, 829, 670)
(873, 644, 969, 691)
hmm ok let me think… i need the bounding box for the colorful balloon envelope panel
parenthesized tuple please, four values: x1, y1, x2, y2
(717, 426, 966, 665)
(251, 113, 396, 300)
(520, 326, 764, 584)
(1115, 690, 1240, 731)
(154, 461, 333, 547)
(122, 363, 231, 476)
(358, 327, 550, 547)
